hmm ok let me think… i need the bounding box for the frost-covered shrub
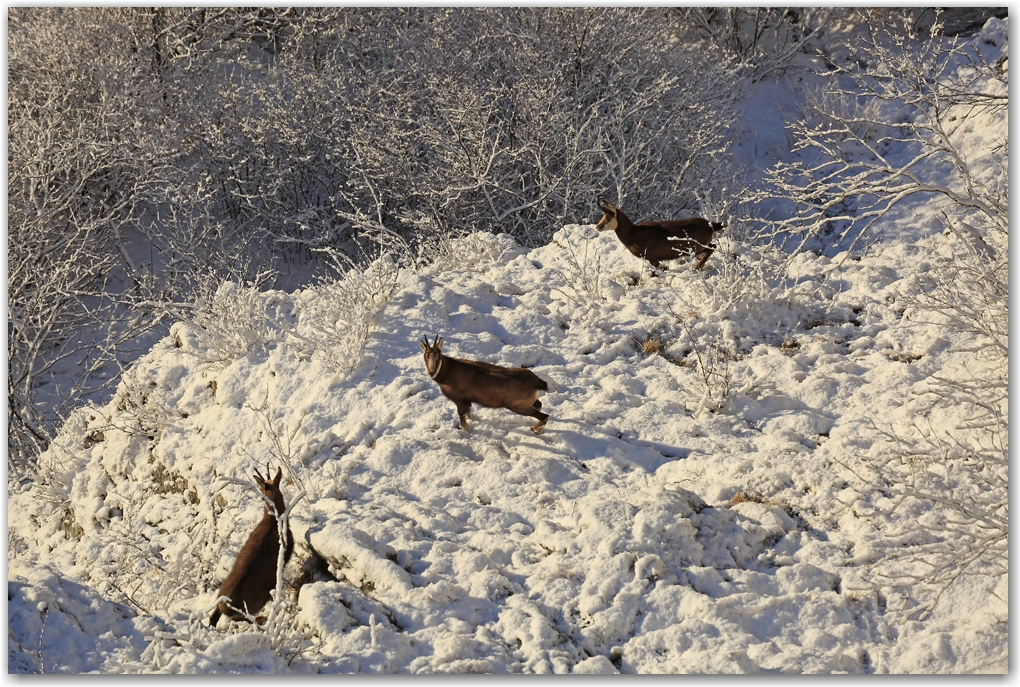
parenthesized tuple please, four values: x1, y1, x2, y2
(7, 9, 176, 472)
(850, 398, 1006, 622)
(309, 8, 739, 250)
(548, 226, 623, 305)
(770, 12, 1009, 620)
(670, 317, 741, 418)
(844, 210, 1008, 621)
(420, 232, 523, 276)
(181, 281, 277, 367)
(674, 7, 840, 82)
(792, 83, 903, 153)
(671, 213, 790, 317)
(289, 253, 399, 375)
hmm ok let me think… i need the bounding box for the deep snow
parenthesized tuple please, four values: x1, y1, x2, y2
(7, 15, 1008, 675)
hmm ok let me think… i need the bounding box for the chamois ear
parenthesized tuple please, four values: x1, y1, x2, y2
(420, 340, 429, 352)
(598, 197, 614, 213)
(437, 336, 444, 350)
(272, 467, 283, 487)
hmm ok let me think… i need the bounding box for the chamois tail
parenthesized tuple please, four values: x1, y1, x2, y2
(711, 222, 725, 233)
(537, 379, 549, 391)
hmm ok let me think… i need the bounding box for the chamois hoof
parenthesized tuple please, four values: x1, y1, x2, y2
(531, 422, 547, 434)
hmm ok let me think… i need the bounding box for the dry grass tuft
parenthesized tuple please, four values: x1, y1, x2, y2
(780, 338, 801, 355)
(633, 333, 664, 356)
(886, 351, 922, 363)
(730, 491, 766, 505)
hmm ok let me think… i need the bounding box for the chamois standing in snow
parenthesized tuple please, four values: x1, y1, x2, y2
(419, 335, 550, 433)
(210, 466, 293, 627)
(595, 197, 724, 270)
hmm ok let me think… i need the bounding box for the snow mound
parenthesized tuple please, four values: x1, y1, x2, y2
(9, 206, 1005, 672)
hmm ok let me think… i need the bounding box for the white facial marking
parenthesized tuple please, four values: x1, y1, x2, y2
(597, 214, 618, 232)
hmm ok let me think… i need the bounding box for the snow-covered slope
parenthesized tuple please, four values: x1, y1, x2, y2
(8, 14, 1007, 675)
(8, 215, 1006, 672)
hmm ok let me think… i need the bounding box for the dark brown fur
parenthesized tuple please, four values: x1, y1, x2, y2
(595, 197, 723, 270)
(209, 466, 294, 627)
(420, 335, 550, 432)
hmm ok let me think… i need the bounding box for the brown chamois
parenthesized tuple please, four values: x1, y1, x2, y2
(209, 466, 294, 627)
(420, 335, 550, 433)
(595, 197, 724, 270)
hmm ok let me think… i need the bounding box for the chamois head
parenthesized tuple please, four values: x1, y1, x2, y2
(419, 335, 444, 379)
(595, 197, 620, 232)
(253, 465, 285, 516)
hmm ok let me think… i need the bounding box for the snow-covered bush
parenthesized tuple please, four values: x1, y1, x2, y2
(7, 8, 169, 473)
(548, 226, 618, 305)
(321, 8, 740, 249)
(674, 7, 839, 82)
(148, 8, 742, 256)
(849, 396, 1006, 622)
(842, 203, 1008, 622)
(420, 233, 523, 276)
(180, 281, 278, 367)
(288, 253, 399, 375)
(664, 310, 769, 420)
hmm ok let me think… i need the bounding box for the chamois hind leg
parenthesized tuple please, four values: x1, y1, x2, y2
(507, 399, 549, 433)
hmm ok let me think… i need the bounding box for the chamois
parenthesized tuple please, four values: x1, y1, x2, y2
(420, 335, 550, 433)
(209, 466, 293, 627)
(595, 197, 723, 270)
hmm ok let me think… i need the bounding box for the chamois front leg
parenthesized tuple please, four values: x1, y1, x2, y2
(454, 399, 472, 429)
(643, 254, 666, 278)
(694, 246, 714, 270)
